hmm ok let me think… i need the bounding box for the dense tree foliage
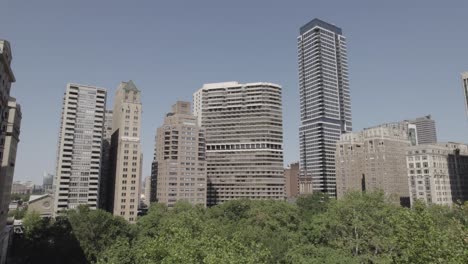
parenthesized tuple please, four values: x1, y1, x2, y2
(10, 192, 468, 263)
(8, 206, 27, 220)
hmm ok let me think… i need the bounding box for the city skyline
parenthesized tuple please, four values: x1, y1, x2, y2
(2, 1, 468, 184)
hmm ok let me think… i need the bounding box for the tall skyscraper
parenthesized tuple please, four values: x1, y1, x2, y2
(0, 40, 20, 264)
(462, 72, 468, 118)
(297, 19, 352, 197)
(407, 115, 437, 144)
(108, 81, 142, 222)
(53, 84, 107, 213)
(154, 101, 207, 207)
(335, 126, 411, 205)
(193, 82, 285, 206)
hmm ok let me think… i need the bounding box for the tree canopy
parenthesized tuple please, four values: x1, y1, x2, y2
(10, 191, 468, 264)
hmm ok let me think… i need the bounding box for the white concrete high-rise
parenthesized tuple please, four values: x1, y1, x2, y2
(108, 81, 142, 222)
(194, 82, 284, 206)
(297, 19, 352, 197)
(54, 84, 107, 213)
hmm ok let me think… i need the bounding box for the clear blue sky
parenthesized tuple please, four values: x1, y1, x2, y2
(3, 0, 468, 184)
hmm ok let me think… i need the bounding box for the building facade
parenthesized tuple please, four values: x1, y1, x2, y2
(297, 19, 352, 197)
(154, 101, 207, 207)
(108, 81, 142, 222)
(407, 143, 468, 206)
(149, 162, 157, 203)
(53, 84, 107, 213)
(0, 39, 19, 264)
(336, 126, 411, 205)
(194, 82, 285, 206)
(284, 162, 299, 199)
(99, 110, 113, 210)
(143, 176, 151, 206)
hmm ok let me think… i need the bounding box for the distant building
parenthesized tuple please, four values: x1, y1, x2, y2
(284, 162, 299, 199)
(297, 19, 352, 197)
(407, 115, 437, 144)
(407, 143, 468, 206)
(27, 194, 54, 218)
(42, 172, 54, 194)
(53, 84, 107, 213)
(194, 82, 285, 205)
(143, 176, 151, 206)
(150, 162, 157, 203)
(368, 115, 437, 146)
(336, 126, 411, 205)
(462, 72, 468, 118)
(108, 81, 142, 222)
(154, 101, 207, 207)
(11, 181, 41, 195)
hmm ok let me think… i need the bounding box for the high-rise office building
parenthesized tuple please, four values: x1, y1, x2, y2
(297, 19, 352, 197)
(194, 82, 285, 206)
(154, 101, 207, 207)
(53, 84, 107, 213)
(284, 162, 299, 199)
(407, 142, 468, 206)
(0, 40, 19, 264)
(99, 110, 113, 210)
(335, 126, 411, 205)
(108, 81, 142, 222)
(462, 72, 468, 118)
(407, 115, 437, 144)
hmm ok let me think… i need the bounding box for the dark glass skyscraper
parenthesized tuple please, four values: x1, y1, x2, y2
(297, 19, 352, 197)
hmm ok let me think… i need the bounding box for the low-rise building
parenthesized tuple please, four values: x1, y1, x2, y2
(407, 143, 468, 206)
(284, 162, 299, 199)
(27, 194, 54, 218)
(336, 126, 411, 205)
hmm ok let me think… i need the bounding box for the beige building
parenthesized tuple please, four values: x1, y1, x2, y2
(154, 101, 206, 207)
(194, 82, 285, 205)
(54, 84, 107, 213)
(284, 162, 299, 199)
(109, 81, 142, 222)
(27, 194, 54, 218)
(0, 40, 22, 264)
(336, 126, 411, 205)
(407, 143, 468, 206)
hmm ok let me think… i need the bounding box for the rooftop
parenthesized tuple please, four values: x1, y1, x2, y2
(300, 18, 342, 35)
